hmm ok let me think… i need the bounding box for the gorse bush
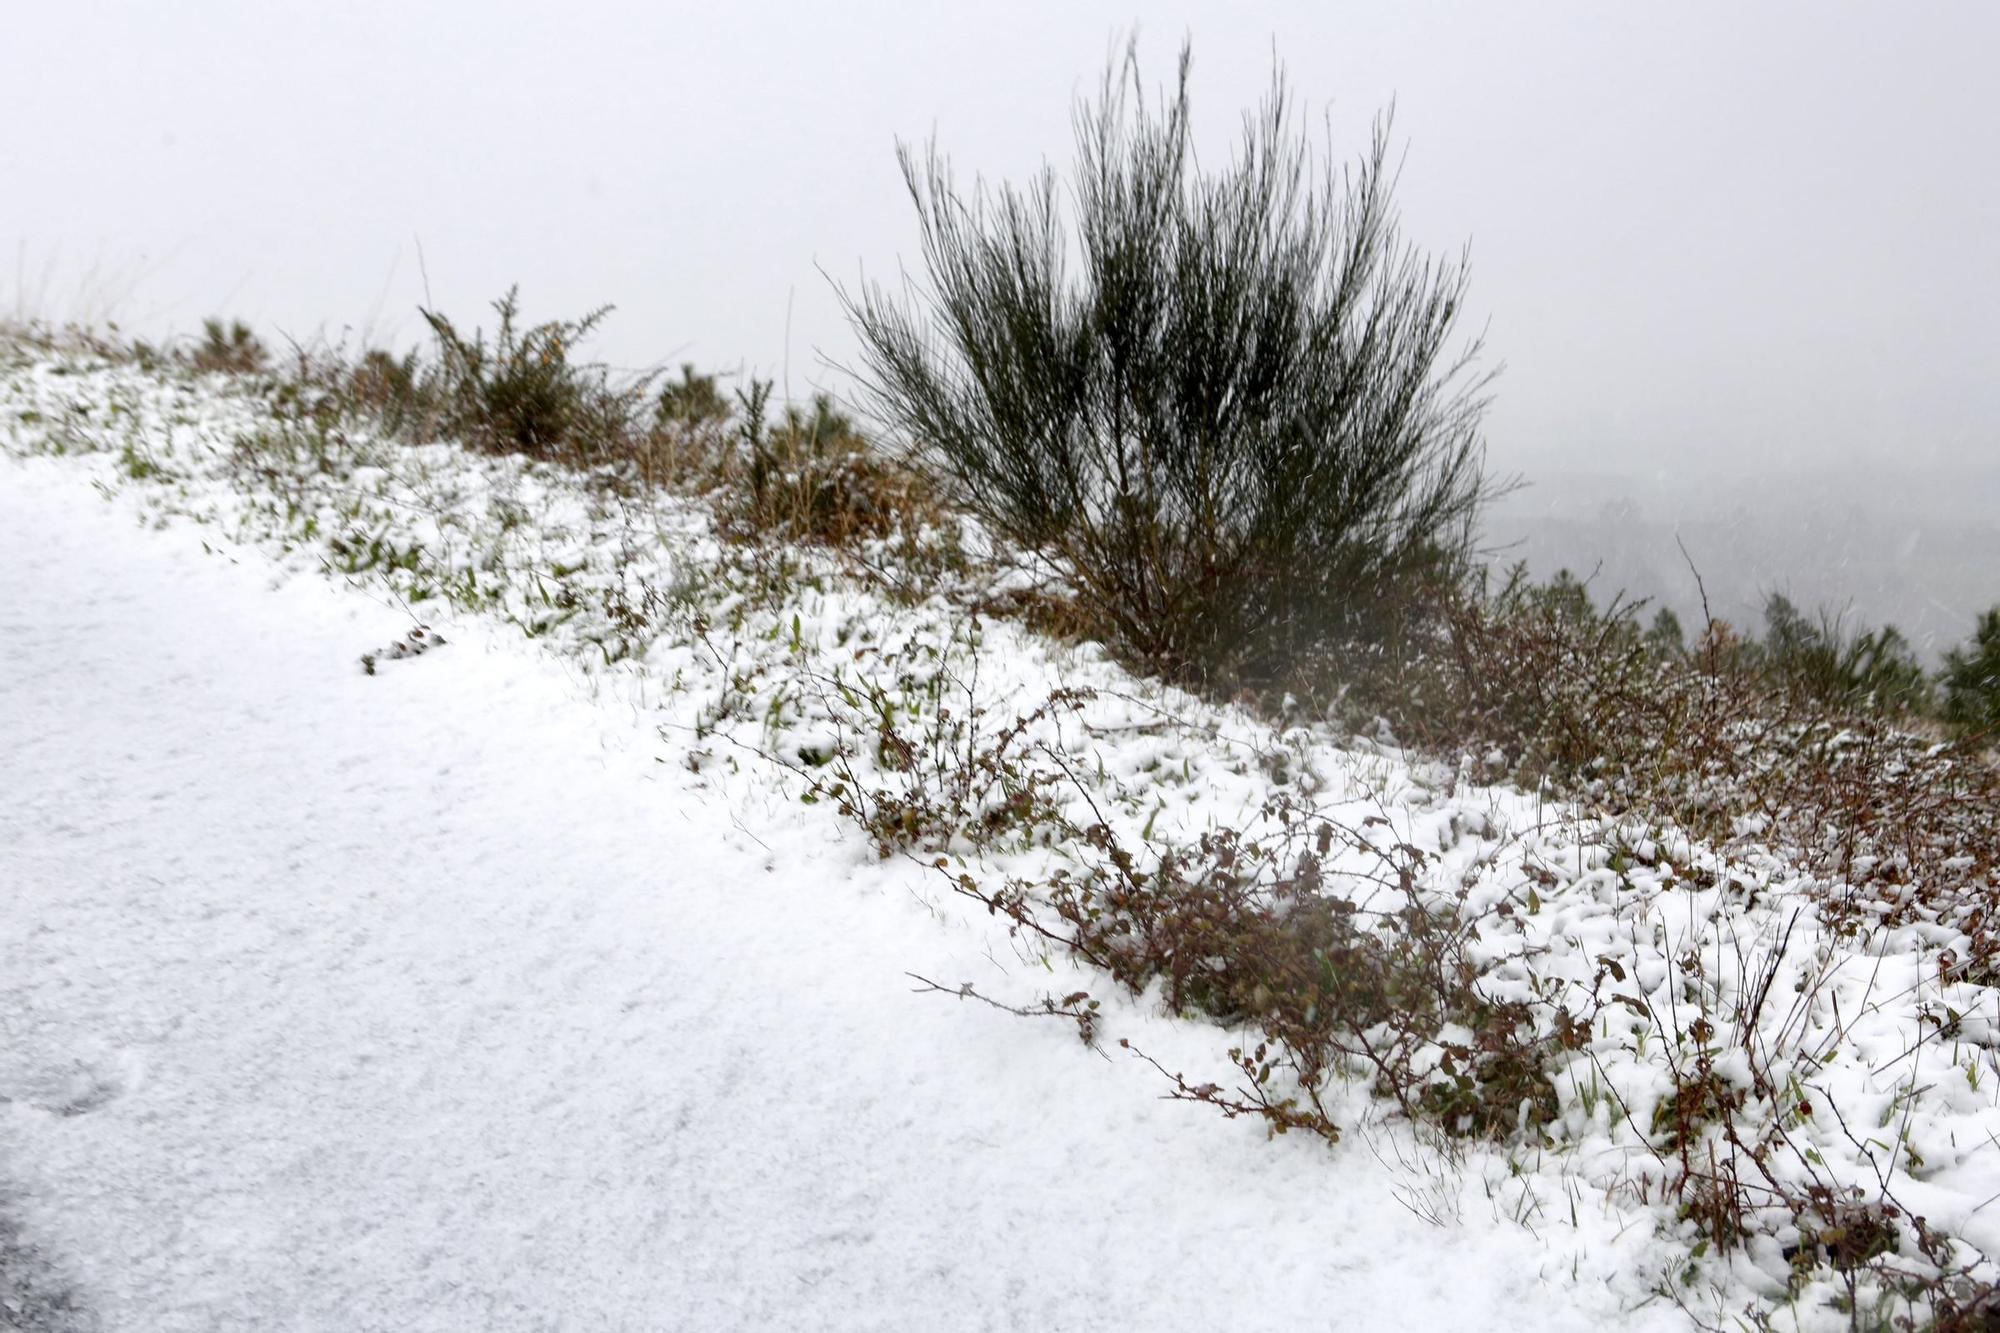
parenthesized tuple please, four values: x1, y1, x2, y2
(656, 363, 732, 435)
(420, 286, 645, 460)
(723, 382, 936, 546)
(191, 318, 268, 375)
(847, 42, 1495, 691)
(251, 295, 934, 549)
(343, 347, 429, 438)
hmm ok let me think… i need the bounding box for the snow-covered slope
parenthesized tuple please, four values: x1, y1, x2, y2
(0, 462, 1675, 1331)
(5, 342, 1998, 1330)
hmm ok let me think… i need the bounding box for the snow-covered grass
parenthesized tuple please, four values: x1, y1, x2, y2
(9, 463, 1679, 1332)
(5, 329, 1999, 1329)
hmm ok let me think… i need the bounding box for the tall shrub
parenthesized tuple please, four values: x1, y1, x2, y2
(845, 43, 1496, 689)
(1941, 607, 2000, 739)
(1757, 593, 1931, 715)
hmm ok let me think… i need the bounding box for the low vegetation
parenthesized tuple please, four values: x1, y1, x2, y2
(721, 385, 939, 547)
(190, 318, 268, 375)
(8, 313, 2000, 1328)
(1334, 571, 2000, 929)
(416, 287, 646, 462)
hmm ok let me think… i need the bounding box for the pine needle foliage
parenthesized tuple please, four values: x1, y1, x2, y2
(1756, 593, 1932, 716)
(844, 42, 1497, 690)
(1941, 607, 2000, 741)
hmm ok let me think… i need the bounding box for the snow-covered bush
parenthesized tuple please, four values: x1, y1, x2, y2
(845, 42, 1495, 692)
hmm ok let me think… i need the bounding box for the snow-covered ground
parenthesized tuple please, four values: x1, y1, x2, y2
(7, 343, 2000, 1330)
(0, 463, 1680, 1330)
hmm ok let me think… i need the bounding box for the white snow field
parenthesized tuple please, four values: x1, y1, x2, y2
(0, 462, 1682, 1330)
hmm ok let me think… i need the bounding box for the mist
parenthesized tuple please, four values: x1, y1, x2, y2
(7, 1, 1996, 648)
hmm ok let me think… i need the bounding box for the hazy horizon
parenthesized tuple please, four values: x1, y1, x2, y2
(1483, 459, 2000, 661)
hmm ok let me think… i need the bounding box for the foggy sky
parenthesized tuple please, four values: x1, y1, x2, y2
(5, 3, 1996, 632)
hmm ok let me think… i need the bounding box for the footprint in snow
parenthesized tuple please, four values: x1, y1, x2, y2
(360, 624, 447, 676)
(0, 1045, 141, 1119)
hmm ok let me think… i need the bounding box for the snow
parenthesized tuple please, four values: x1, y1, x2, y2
(8, 341, 2000, 1329)
(0, 462, 1682, 1330)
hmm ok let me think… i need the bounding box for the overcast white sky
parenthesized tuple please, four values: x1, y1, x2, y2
(5, 2, 1996, 482)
